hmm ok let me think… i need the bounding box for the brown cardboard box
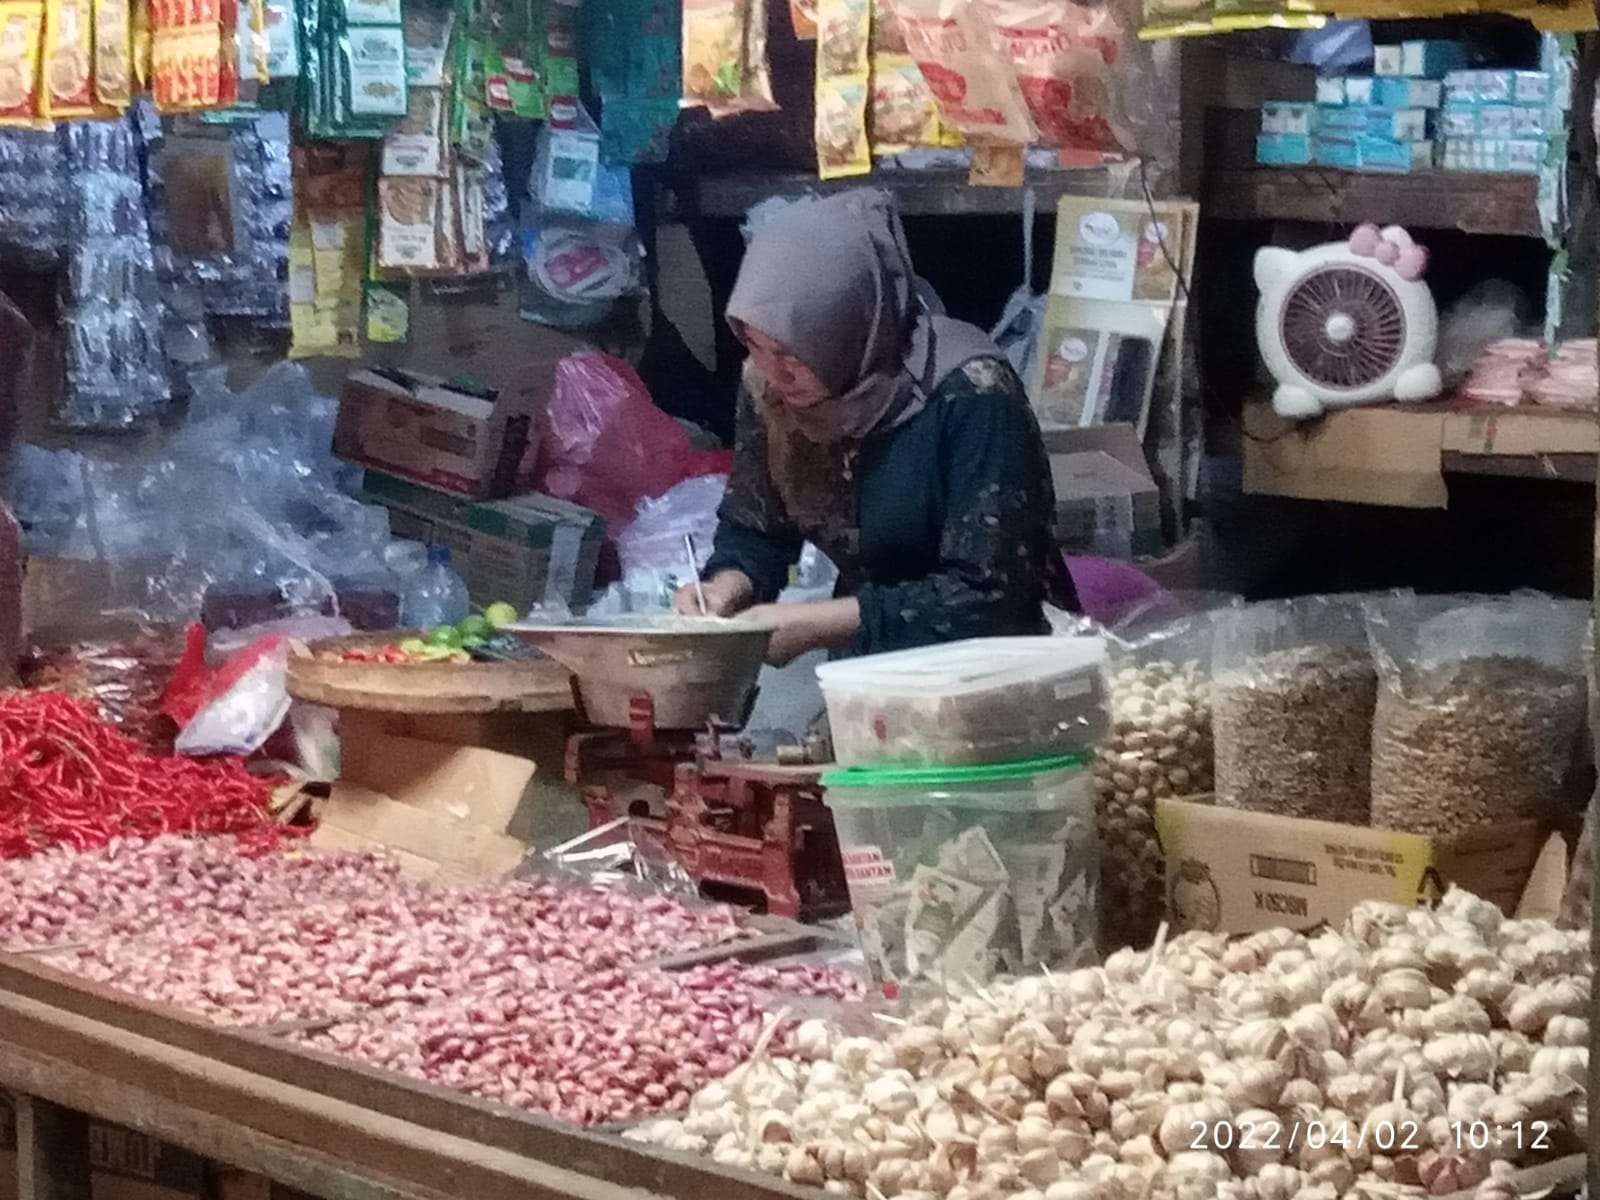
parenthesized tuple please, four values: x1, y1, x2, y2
(334, 368, 537, 499)
(0, 1094, 16, 1200)
(1155, 798, 1547, 935)
(88, 1122, 208, 1200)
(1242, 401, 1599, 508)
(1043, 424, 1163, 557)
(337, 726, 536, 833)
(310, 785, 528, 883)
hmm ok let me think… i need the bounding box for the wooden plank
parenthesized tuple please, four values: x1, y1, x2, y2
(0, 991, 762, 1200)
(692, 166, 1134, 218)
(1202, 167, 1543, 238)
(1441, 450, 1597, 484)
(14, 1095, 88, 1200)
(0, 958, 809, 1200)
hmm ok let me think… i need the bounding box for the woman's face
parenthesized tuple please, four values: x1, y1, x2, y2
(739, 323, 831, 408)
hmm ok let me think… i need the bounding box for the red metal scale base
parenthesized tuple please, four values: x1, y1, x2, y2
(564, 696, 850, 922)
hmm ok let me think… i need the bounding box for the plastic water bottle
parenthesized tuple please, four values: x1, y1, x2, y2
(402, 545, 470, 627)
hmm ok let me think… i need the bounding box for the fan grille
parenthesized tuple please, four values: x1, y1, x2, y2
(1277, 264, 1407, 391)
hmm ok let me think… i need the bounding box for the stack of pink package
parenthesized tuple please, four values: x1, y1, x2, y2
(1457, 338, 1544, 407)
(1526, 339, 1597, 411)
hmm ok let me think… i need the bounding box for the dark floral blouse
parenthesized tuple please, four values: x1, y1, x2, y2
(704, 356, 1073, 657)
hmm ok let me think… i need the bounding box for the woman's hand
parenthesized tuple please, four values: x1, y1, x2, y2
(740, 598, 860, 666)
(672, 569, 755, 617)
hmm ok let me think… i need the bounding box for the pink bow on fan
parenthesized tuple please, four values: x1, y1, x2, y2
(1347, 223, 1430, 281)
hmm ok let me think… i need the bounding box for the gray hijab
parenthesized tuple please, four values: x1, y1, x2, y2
(727, 190, 998, 449)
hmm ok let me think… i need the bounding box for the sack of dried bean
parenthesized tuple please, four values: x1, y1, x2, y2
(1094, 600, 1232, 949)
(1366, 592, 1588, 837)
(1212, 595, 1375, 824)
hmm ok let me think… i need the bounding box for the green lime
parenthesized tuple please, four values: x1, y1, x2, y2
(461, 635, 487, 650)
(426, 625, 465, 648)
(483, 601, 519, 630)
(458, 614, 492, 640)
(399, 638, 428, 654)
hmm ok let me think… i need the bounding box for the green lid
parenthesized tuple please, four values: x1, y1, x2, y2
(822, 752, 1089, 789)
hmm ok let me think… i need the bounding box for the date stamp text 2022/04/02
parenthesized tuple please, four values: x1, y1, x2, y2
(1187, 1117, 1556, 1155)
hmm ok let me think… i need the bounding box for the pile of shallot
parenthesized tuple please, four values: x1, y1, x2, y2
(2, 835, 864, 1124)
(632, 889, 1587, 1200)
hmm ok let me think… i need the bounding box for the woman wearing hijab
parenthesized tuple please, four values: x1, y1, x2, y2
(673, 189, 1072, 665)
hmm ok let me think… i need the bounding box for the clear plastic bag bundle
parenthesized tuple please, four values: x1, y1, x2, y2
(58, 116, 171, 431)
(1366, 592, 1588, 836)
(1095, 596, 1232, 948)
(1211, 595, 1375, 824)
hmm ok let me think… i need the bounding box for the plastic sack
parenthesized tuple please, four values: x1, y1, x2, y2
(617, 475, 728, 576)
(891, 0, 1036, 144)
(1365, 592, 1588, 837)
(1211, 595, 1376, 824)
(1094, 594, 1234, 948)
(165, 630, 292, 756)
(532, 352, 731, 528)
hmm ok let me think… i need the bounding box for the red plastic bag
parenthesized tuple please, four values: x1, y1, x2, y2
(529, 352, 730, 528)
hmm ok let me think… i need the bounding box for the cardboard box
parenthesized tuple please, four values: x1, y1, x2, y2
(360, 470, 603, 612)
(310, 785, 529, 883)
(337, 727, 537, 833)
(334, 368, 537, 499)
(1043, 424, 1163, 558)
(88, 1122, 208, 1200)
(1243, 401, 1599, 508)
(1155, 798, 1547, 935)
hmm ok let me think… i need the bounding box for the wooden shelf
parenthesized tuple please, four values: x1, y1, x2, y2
(691, 165, 1130, 218)
(1203, 167, 1544, 238)
(1243, 400, 1596, 507)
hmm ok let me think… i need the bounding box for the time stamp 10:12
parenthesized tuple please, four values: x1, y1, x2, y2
(1188, 1118, 1555, 1154)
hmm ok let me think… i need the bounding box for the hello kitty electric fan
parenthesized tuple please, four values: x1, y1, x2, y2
(1254, 223, 1443, 419)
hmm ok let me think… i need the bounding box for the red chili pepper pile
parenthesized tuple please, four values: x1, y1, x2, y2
(0, 690, 295, 859)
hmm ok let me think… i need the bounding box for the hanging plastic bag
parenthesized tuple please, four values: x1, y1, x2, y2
(531, 352, 731, 527)
(172, 634, 293, 757)
(890, 0, 1035, 144)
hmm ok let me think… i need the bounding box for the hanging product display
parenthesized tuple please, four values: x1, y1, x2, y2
(586, 0, 680, 165)
(889, 0, 1036, 145)
(681, 0, 775, 114)
(814, 0, 871, 177)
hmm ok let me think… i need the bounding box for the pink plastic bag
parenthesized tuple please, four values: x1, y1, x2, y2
(528, 352, 730, 527)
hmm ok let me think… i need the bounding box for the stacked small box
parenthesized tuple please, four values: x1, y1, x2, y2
(1439, 68, 1569, 174)
(1304, 70, 1440, 174)
(1256, 101, 1316, 166)
(1374, 39, 1468, 80)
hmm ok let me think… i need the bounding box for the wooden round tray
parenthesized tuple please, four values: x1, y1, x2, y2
(287, 632, 575, 714)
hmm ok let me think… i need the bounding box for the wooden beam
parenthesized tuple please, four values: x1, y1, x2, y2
(1202, 167, 1544, 238)
(0, 961, 810, 1200)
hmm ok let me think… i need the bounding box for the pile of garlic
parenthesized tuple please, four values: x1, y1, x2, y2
(629, 889, 1588, 1200)
(1093, 659, 1212, 947)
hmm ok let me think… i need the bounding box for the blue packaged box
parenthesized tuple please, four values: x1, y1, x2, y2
(1440, 136, 1546, 174)
(1512, 105, 1557, 137)
(1315, 76, 1348, 105)
(1262, 101, 1318, 136)
(1256, 132, 1314, 165)
(1374, 40, 1468, 79)
(1318, 105, 1429, 140)
(1356, 136, 1434, 172)
(1439, 105, 1478, 137)
(1313, 136, 1360, 168)
(1371, 77, 1442, 109)
(1445, 69, 1516, 103)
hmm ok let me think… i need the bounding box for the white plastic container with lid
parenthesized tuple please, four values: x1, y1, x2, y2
(823, 753, 1099, 992)
(816, 636, 1108, 767)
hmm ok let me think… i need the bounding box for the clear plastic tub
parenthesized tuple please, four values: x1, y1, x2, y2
(822, 754, 1099, 991)
(816, 636, 1108, 767)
